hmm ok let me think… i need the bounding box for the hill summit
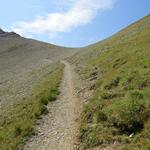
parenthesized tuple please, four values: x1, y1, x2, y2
(0, 28, 20, 37)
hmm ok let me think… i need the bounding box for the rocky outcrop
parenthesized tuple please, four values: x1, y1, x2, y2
(0, 29, 5, 34)
(0, 28, 20, 37)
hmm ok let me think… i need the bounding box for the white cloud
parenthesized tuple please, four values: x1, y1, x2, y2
(12, 0, 116, 37)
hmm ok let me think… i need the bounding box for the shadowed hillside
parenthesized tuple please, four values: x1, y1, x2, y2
(69, 14, 150, 149)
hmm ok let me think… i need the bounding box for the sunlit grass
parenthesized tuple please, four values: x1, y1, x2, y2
(70, 15, 150, 149)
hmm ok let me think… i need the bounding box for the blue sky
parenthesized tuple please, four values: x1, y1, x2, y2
(0, 0, 149, 47)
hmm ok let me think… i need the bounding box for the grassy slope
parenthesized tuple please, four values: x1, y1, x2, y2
(0, 63, 64, 150)
(69, 15, 150, 149)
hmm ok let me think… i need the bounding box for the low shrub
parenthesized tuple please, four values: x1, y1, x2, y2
(101, 91, 118, 100)
(104, 76, 120, 90)
(40, 88, 58, 105)
(108, 91, 150, 134)
(15, 126, 22, 136)
(96, 111, 107, 122)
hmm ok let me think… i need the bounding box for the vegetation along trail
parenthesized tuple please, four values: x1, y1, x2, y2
(24, 61, 81, 150)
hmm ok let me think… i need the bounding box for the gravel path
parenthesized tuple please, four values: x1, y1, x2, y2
(24, 61, 81, 150)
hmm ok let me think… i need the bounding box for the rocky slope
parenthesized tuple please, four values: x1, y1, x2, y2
(0, 29, 77, 108)
(0, 29, 78, 150)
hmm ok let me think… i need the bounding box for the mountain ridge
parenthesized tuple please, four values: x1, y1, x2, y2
(0, 28, 21, 38)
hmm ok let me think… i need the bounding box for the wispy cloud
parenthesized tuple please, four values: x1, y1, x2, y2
(11, 0, 116, 38)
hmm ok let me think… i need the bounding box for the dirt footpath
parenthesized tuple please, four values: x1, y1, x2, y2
(24, 61, 81, 150)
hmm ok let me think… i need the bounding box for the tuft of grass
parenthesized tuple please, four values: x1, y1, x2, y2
(40, 88, 59, 105)
(104, 76, 120, 90)
(0, 63, 64, 150)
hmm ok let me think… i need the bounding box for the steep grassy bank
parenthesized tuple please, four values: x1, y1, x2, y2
(69, 15, 150, 149)
(0, 63, 64, 150)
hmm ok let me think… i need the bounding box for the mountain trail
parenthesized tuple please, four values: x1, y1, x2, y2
(24, 61, 81, 150)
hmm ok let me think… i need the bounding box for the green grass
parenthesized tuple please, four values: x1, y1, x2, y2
(70, 15, 150, 149)
(0, 63, 64, 150)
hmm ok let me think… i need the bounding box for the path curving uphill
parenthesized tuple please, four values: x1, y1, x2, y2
(24, 61, 81, 150)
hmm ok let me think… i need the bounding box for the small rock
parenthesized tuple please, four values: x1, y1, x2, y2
(129, 133, 134, 138)
(74, 144, 79, 150)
